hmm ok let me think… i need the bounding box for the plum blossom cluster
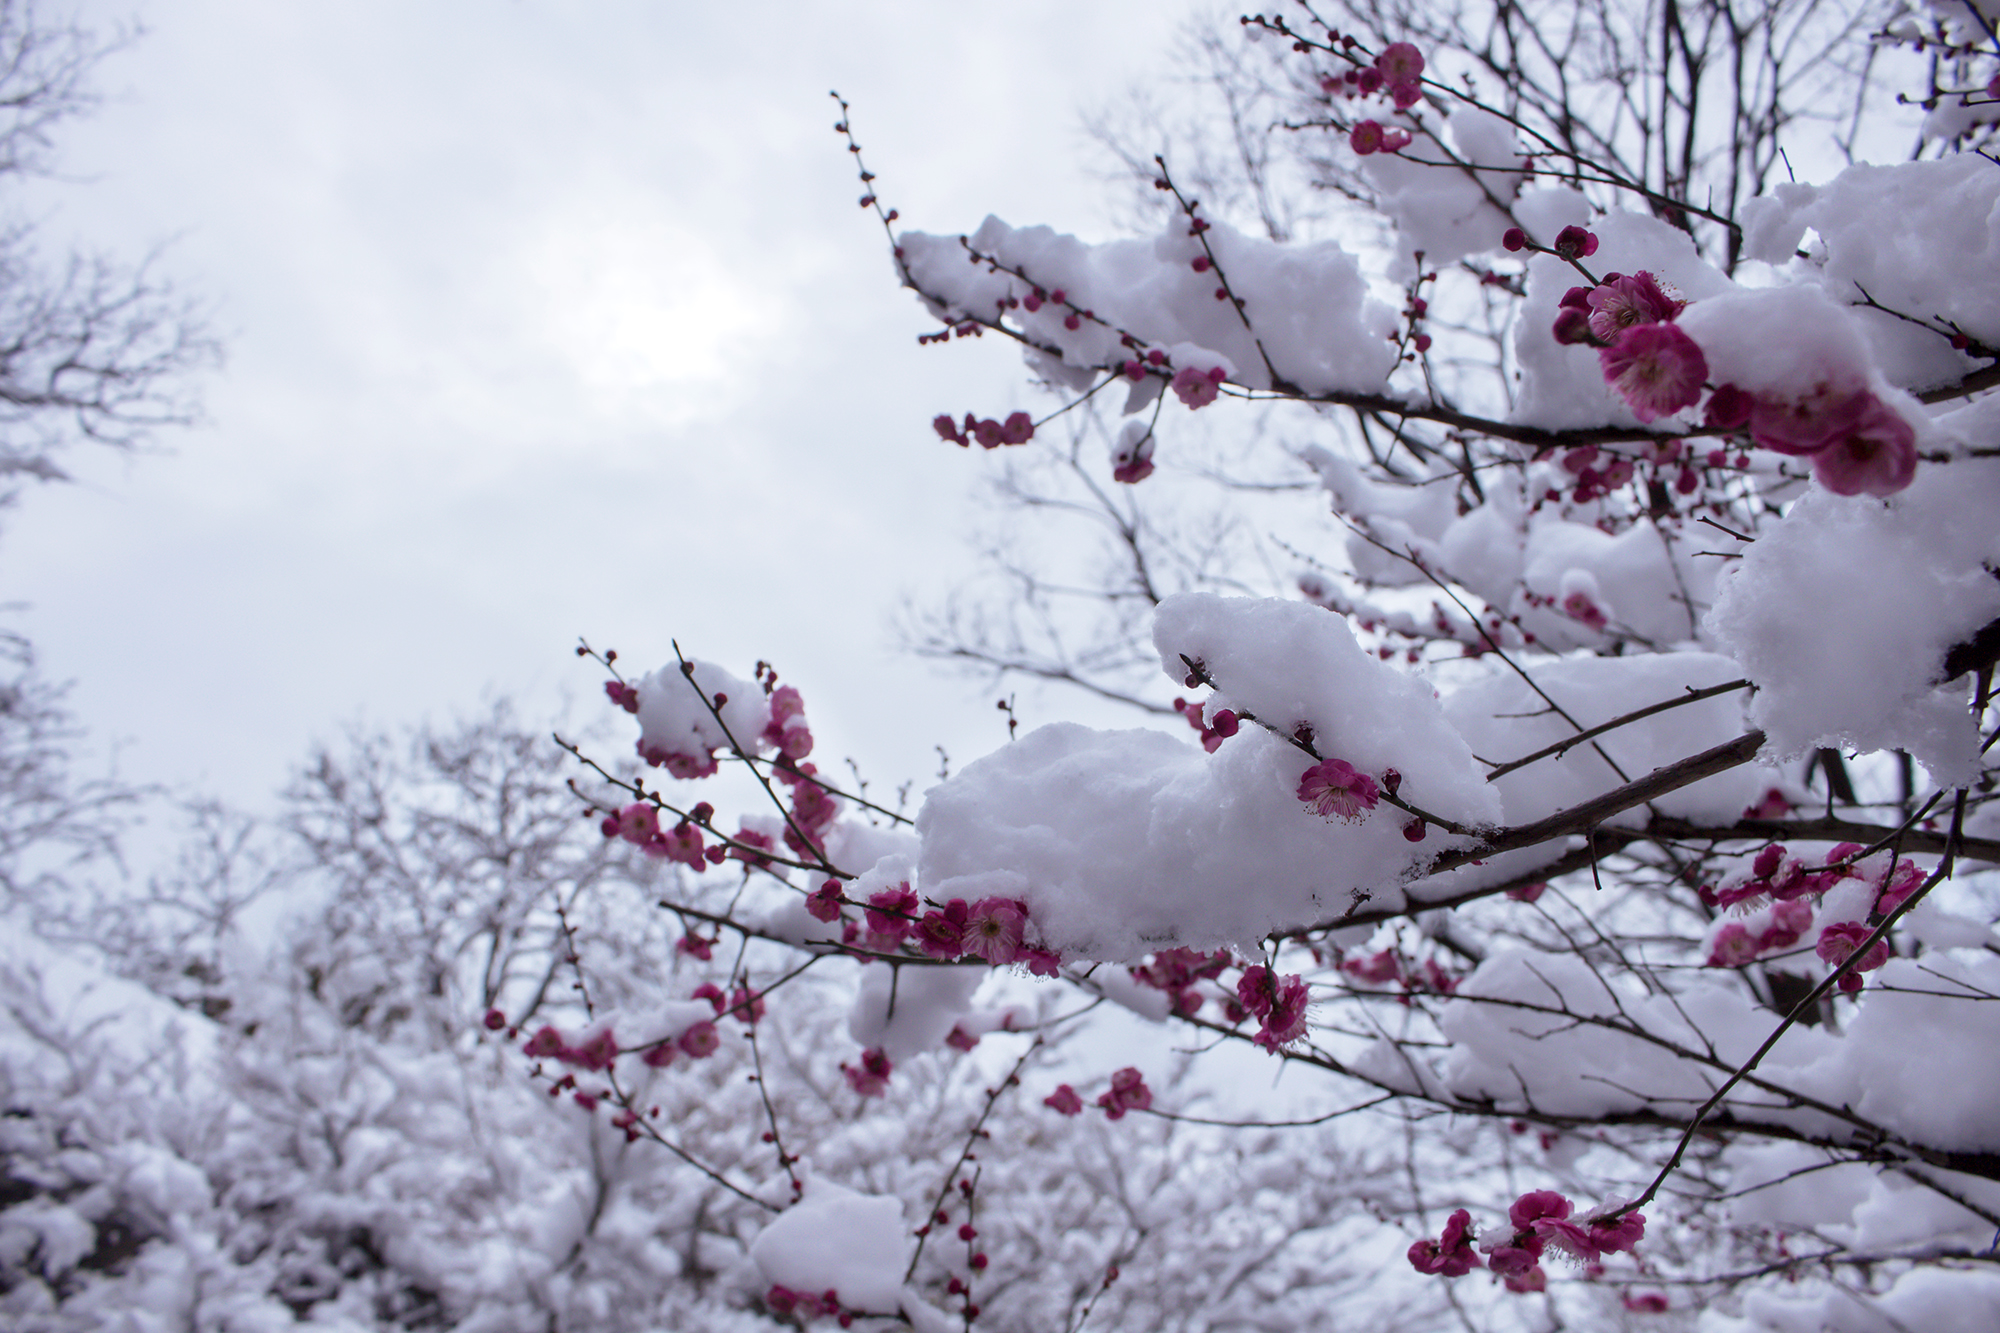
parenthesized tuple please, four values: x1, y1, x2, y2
(1534, 253, 1921, 495)
(1236, 965, 1310, 1050)
(1040, 1068, 1153, 1120)
(1347, 119, 1412, 155)
(820, 880, 1061, 972)
(933, 409, 1036, 449)
(1322, 39, 1425, 110)
(1096, 1066, 1153, 1120)
(1337, 948, 1459, 998)
(1704, 842, 1927, 987)
(764, 1285, 855, 1326)
(1705, 377, 1918, 497)
(601, 800, 720, 870)
(1127, 946, 1232, 1016)
(841, 1046, 894, 1098)
(1409, 1192, 1645, 1295)
(1171, 696, 1240, 752)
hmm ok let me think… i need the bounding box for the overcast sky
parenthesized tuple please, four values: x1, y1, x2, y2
(6, 0, 1221, 819)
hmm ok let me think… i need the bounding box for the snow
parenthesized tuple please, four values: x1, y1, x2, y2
(1676, 283, 1881, 403)
(1442, 650, 1765, 828)
(631, 658, 770, 766)
(1706, 457, 2000, 784)
(749, 1177, 910, 1313)
(916, 594, 1500, 960)
(1736, 154, 2000, 393)
(846, 963, 988, 1060)
(1360, 106, 1524, 267)
(897, 214, 1400, 397)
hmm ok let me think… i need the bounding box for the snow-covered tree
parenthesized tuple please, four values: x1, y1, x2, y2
(549, 2, 2000, 1329)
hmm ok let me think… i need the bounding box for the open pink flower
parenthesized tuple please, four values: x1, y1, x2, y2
(1585, 271, 1681, 343)
(865, 882, 920, 947)
(1599, 322, 1707, 422)
(1816, 921, 1890, 991)
(657, 820, 706, 870)
(1532, 1216, 1599, 1262)
(1043, 1083, 1084, 1116)
(677, 1020, 720, 1058)
(1509, 1190, 1573, 1231)
(1707, 922, 1761, 968)
(962, 897, 1028, 965)
(1809, 392, 1918, 497)
(1876, 860, 1926, 916)
(1748, 383, 1866, 456)
(842, 1046, 893, 1097)
(1171, 364, 1227, 408)
(805, 880, 844, 923)
(615, 802, 658, 844)
(1375, 41, 1425, 84)
(1408, 1208, 1482, 1276)
(915, 899, 971, 959)
(1485, 1242, 1543, 1277)
(1297, 758, 1380, 822)
(1097, 1066, 1152, 1120)
(1253, 973, 1311, 1050)
(1757, 898, 1814, 952)
(1587, 1208, 1646, 1255)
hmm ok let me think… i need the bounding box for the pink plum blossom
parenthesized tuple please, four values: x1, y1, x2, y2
(1554, 225, 1599, 258)
(1817, 921, 1891, 991)
(615, 802, 658, 844)
(1705, 383, 1753, 430)
(1509, 1190, 1573, 1232)
(677, 1020, 719, 1058)
(1748, 383, 1867, 456)
(1297, 757, 1380, 822)
(1171, 364, 1227, 408)
(1599, 322, 1708, 421)
(1551, 306, 1595, 344)
(1021, 946, 1062, 977)
(865, 882, 920, 946)
(1562, 589, 1609, 631)
(1112, 428, 1156, 483)
(1097, 1066, 1152, 1120)
(639, 742, 718, 779)
(1375, 41, 1424, 84)
(1809, 392, 1918, 497)
(962, 897, 1028, 965)
(1252, 973, 1310, 1050)
(842, 1047, 893, 1097)
(1408, 1208, 1482, 1276)
(1341, 948, 1402, 985)
(656, 820, 706, 870)
(1708, 922, 1761, 967)
(1877, 860, 1927, 916)
(1758, 898, 1815, 952)
(1585, 271, 1681, 343)
(1588, 1209, 1646, 1255)
(805, 880, 844, 923)
(1043, 1084, 1083, 1116)
(916, 899, 971, 959)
